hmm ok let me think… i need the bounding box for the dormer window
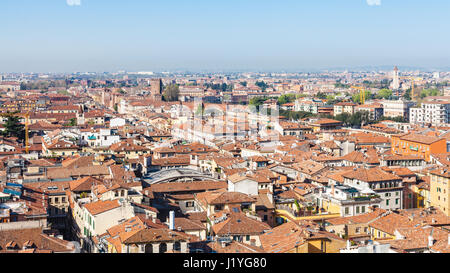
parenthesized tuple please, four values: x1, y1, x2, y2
(23, 241, 37, 249)
(6, 241, 19, 250)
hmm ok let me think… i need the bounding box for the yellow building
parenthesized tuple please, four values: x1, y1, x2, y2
(259, 221, 346, 253)
(411, 179, 431, 209)
(369, 213, 414, 241)
(42, 139, 80, 157)
(430, 168, 450, 216)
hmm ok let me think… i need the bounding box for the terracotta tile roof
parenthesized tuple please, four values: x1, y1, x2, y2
(196, 189, 256, 206)
(62, 155, 96, 169)
(150, 155, 190, 166)
(293, 160, 326, 176)
(122, 228, 190, 244)
(212, 212, 270, 236)
(369, 212, 415, 235)
(326, 208, 387, 226)
(83, 199, 121, 216)
(343, 167, 402, 183)
(389, 226, 449, 252)
(110, 141, 148, 152)
(106, 216, 146, 239)
(186, 212, 208, 222)
(381, 167, 416, 177)
(205, 241, 264, 253)
(24, 181, 71, 194)
(259, 221, 342, 253)
(430, 233, 450, 253)
(430, 168, 450, 178)
(397, 208, 450, 226)
(311, 118, 343, 125)
(0, 228, 74, 253)
(27, 159, 56, 167)
(28, 120, 62, 131)
(46, 165, 110, 179)
(174, 217, 206, 231)
(255, 194, 275, 209)
(69, 176, 104, 192)
(399, 133, 444, 145)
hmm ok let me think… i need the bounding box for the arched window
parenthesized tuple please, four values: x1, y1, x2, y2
(159, 243, 167, 253)
(174, 242, 181, 252)
(145, 244, 153, 253)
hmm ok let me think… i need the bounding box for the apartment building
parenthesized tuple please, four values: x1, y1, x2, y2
(429, 168, 450, 216)
(355, 103, 384, 121)
(334, 102, 357, 116)
(391, 133, 446, 162)
(294, 98, 324, 114)
(342, 167, 404, 211)
(382, 100, 415, 121)
(410, 97, 450, 125)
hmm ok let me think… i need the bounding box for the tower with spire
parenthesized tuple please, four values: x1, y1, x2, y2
(392, 66, 400, 90)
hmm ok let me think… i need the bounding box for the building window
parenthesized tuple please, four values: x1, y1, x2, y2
(355, 227, 360, 234)
(386, 200, 389, 206)
(344, 207, 349, 215)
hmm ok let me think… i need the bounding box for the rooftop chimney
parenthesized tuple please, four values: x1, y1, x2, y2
(169, 211, 175, 230)
(428, 235, 434, 248)
(428, 229, 435, 248)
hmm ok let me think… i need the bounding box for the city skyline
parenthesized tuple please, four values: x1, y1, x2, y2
(1, 0, 450, 72)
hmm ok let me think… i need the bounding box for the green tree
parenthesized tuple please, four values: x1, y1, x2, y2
(249, 97, 269, 108)
(352, 90, 372, 104)
(420, 88, 440, 99)
(403, 88, 412, 100)
(278, 109, 313, 121)
(255, 81, 269, 91)
(376, 89, 393, 99)
(316, 92, 327, 99)
(2, 114, 25, 141)
(335, 111, 371, 127)
(277, 94, 297, 105)
(162, 84, 180, 102)
(195, 104, 205, 116)
(67, 118, 77, 127)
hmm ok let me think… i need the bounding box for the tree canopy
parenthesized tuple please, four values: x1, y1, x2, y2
(162, 84, 180, 102)
(279, 109, 313, 121)
(420, 88, 440, 99)
(277, 94, 297, 105)
(255, 81, 269, 91)
(376, 89, 393, 100)
(352, 90, 373, 104)
(335, 111, 372, 127)
(249, 97, 270, 108)
(1, 114, 25, 141)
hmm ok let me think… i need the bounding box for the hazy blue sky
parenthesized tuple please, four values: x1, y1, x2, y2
(1, 0, 449, 72)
